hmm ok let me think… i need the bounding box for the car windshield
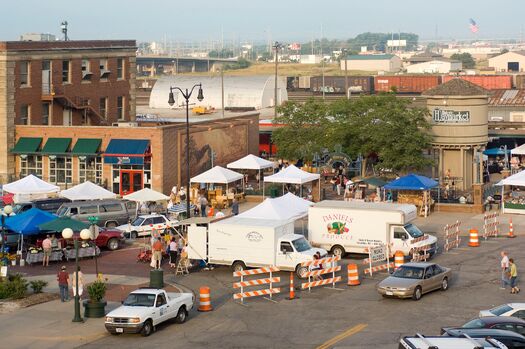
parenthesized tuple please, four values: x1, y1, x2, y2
(123, 293, 156, 307)
(56, 207, 68, 217)
(490, 304, 514, 316)
(392, 266, 424, 279)
(131, 217, 145, 226)
(292, 237, 312, 252)
(404, 223, 424, 238)
(12, 204, 26, 214)
(462, 319, 485, 329)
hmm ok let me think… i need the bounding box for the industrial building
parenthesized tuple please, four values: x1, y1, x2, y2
(488, 51, 525, 72)
(341, 54, 402, 72)
(406, 59, 462, 74)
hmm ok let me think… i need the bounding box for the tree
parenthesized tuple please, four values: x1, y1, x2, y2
(450, 53, 476, 69)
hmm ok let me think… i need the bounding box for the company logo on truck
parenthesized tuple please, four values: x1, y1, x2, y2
(322, 213, 352, 239)
(246, 231, 263, 242)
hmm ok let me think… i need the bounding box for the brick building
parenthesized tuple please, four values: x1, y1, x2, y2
(0, 40, 137, 181)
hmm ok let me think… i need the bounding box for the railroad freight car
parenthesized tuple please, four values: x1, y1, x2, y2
(374, 75, 442, 94)
(442, 75, 512, 90)
(514, 75, 525, 89)
(310, 76, 374, 94)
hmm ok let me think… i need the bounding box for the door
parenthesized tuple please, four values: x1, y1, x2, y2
(275, 241, 297, 269)
(155, 293, 169, 325)
(391, 226, 409, 254)
(140, 217, 154, 237)
(63, 108, 72, 126)
(120, 170, 143, 195)
(423, 265, 440, 292)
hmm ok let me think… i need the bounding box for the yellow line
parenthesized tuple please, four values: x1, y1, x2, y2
(316, 323, 368, 349)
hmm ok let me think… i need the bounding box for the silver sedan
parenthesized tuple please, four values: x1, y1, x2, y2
(377, 262, 452, 301)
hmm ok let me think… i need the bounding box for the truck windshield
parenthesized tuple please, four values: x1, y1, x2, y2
(56, 207, 67, 217)
(131, 217, 145, 226)
(404, 224, 424, 238)
(123, 293, 156, 307)
(292, 237, 312, 252)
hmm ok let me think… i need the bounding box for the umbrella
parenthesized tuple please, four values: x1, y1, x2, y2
(38, 216, 90, 232)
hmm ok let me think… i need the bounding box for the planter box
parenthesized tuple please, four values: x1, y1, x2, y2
(83, 300, 107, 318)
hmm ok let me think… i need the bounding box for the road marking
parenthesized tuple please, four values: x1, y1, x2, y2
(316, 323, 367, 349)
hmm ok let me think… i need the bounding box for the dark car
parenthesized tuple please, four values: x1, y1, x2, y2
(13, 197, 70, 214)
(442, 316, 525, 337)
(442, 328, 525, 349)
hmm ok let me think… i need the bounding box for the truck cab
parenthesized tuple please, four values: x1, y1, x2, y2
(275, 234, 326, 277)
(390, 223, 438, 257)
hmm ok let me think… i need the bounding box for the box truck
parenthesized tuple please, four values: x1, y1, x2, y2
(187, 216, 327, 278)
(308, 201, 437, 257)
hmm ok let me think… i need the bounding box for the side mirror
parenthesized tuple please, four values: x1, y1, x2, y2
(401, 235, 408, 241)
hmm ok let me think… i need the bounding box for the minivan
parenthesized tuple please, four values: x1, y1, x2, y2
(56, 199, 137, 228)
(13, 197, 71, 214)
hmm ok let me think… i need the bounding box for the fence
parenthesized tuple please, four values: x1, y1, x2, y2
(410, 237, 432, 262)
(233, 266, 280, 303)
(483, 212, 500, 239)
(301, 256, 342, 292)
(363, 244, 393, 276)
(444, 220, 461, 252)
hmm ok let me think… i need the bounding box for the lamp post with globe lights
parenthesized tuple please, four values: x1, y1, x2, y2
(1, 205, 13, 258)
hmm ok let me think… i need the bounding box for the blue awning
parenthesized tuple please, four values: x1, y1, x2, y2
(483, 148, 510, 156)
(103, 139, 150, 165)
(384, 174, 438, 191)
(5, 208, 57, 235)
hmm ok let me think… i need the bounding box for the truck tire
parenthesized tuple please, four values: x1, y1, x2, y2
(141, 319, 153, 337)
(175, 306, 187, 324)
(296, 265, 309, 279)
(331, 245, 345, 257)
(232, 261, 246, 273)
(107, 238, 119, 251)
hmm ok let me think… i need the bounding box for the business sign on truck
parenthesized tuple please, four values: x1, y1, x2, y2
(322, 213, 352, 240)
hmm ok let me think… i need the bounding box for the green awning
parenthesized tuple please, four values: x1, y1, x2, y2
(41, 138, 71, 155)
(11, 137, 42, 154)
(71, 138, 102, 156)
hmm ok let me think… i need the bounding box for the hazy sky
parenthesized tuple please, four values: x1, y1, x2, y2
(2, 0, 523, 43)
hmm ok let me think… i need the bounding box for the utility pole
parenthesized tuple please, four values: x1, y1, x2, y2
(221, 64, 225, 118)
(342, 48, 349, 99)
(273, 42, 283, 117)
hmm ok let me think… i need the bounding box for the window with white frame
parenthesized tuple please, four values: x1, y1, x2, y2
(117, 96, 124, 119)
(62, 60, 71, 83)
(20, 61, 30, 87)
(99, 97, 107, 118)
(100, 58, 110, 79)
(42, 103, 50, 125)
(79, 156, 102, 184)
(20, 155, 42, 178)
(49, 157, 72, 184)
(81, 59, 92, 81)
(20, 104, 30, 125)
(117, 58, 124, 79)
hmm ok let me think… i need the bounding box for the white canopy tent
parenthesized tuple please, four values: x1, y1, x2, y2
(227, 154, 275, 189)
(60, 181, 117, 201)
(123, 188, 170, 202)
(3, 174, 60, 202)
(190, 166, 244, 198)
(511, 144, 525, 155)
(496, 170, 525, 187)
(496, 169, 525, 214)
(238, 193, 312, 221)
(263, 165, 321, 199)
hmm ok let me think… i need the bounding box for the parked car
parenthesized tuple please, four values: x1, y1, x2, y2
(57, 199, 136, 228)
(117, 214, 178, 239)
(377, 262, 451, 300)
(70, 228, 124, 251)
(12, 197, 70, 214)
(442, 317, 525, 336)
(442, 328, 525, 349)
(480, 304, 525, 320)
(104, 288, 194, 336)
(399, 333, 508, 349)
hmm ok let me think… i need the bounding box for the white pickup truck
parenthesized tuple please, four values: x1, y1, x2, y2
(104, 288, 194, 336)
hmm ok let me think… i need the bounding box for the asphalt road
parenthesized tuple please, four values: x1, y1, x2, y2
(76, 212, 525, 349)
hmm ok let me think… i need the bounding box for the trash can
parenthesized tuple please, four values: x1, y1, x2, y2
(150, 269, 164, 288)
(269, 187, 278, 198)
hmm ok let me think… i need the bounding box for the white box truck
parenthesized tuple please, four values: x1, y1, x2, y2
(187, 216, 327, 278)
(308, 201, 437, 258)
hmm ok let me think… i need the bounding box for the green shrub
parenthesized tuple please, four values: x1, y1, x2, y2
(87, 280, 106, 303)
(0, 275, 28, 299)
(29, 280, 48, 294)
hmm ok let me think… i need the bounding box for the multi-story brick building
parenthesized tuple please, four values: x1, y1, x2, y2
(0, 40, 137, 181)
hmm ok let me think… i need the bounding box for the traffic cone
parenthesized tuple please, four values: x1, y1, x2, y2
(468, 229, 480, 247)
(394, 251, 405, 270)
(508, 217, 516, 238)
(347, 263, 360, 286)
(198, 286, 213, 312)
(286, 272, 298, 300)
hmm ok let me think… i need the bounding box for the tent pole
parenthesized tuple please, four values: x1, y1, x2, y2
(318, 178, 321, 202)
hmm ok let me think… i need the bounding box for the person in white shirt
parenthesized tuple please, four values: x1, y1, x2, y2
(501, 250, 510, 289)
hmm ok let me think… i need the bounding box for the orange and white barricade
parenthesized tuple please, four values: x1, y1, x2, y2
(363, 244, 393, 276)
(484, 212, 499, 239)
(301, 256, 342, 292)
(410, 245, 431, 262)
(444, 220, 461, 252)
(233, 266, 280, 304)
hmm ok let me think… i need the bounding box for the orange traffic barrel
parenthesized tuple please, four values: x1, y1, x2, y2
(347, 263, 360, 286)
(394, 251, 405, 270)
(198, 286, 213, 312)
(468, 229, 480, 247)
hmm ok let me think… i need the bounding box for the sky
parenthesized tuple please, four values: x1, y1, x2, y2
(2, 0, 523, 44)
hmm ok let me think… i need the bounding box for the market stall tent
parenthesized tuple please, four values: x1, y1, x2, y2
(3, 175, 59, 202)
(227, 154, 275, 170)
(4, 208, 57, 235)
(123, 188, 170, 202)
(38, 216, 90, 232)
(237, 193, 313, 221)
(190, 166, 244, 184)
(384, 174, 438, 190)
(263, 165, 321, 199)
(495, 169, 525, 214)
(511, 144, 525, 155)
(60, 181, 117, 201)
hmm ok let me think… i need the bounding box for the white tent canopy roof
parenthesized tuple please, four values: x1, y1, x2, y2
(190, 166, 244, 184)
(60, 181, 117, 201)
(496, 169, 525, 186)
(264, 164, 320, 185)
(512, 144, 525, 155)
(227, 154, 275, 170)
(237, 193, 312, 221)
(123, 188, 170, 202)
(3, 175, 59, 195)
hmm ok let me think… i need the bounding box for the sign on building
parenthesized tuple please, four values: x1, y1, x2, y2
(432, 109, 470, 123)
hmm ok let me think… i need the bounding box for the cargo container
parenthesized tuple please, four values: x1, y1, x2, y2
(286, 76, 299, 90)
(515, 75, 525, 89)
(299, 76, 311, 89)
(310, 76, 374, 94)
(442, 75, 512, 90)
(374, 75, 442, 94)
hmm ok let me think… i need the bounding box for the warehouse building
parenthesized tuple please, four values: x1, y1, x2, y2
(341, 54, 401, 72)
(488, 51, 525, 72)
(406, 59, 462, 74)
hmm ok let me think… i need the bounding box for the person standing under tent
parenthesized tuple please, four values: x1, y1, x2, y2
(199, 194, 208, 218)
(231, 198, 239, 215)
(168, 237, 178, 268)
(42, 235, 52, 267)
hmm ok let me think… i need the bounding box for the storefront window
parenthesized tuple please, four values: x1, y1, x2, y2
(49, 157, 72, 184)
(79, 157, 102, 184)
(20, 155, 42, 178)
(112, 163, 151, 194)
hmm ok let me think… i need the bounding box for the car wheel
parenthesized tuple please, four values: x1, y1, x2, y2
(107, 238, 119, 251)
(331, 245, 345, 257)
(175, 306, 187, 324)
(441, 277, 449, 291)
(130, 231, 138, 239)
(412, 286, 422, 301)
(232, 261, 246, 273)
(141, 320, 153, 337)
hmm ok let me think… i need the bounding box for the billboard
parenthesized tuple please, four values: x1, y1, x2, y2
(387, 40, 407, 47)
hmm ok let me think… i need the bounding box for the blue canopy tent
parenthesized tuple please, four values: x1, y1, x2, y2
(4, 208, 57, 252)
(384, 174, 438, 217)
(483, 148, 510, 156)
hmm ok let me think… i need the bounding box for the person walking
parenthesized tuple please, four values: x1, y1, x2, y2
(71, 266, 84, 299)
(168, 237, 178, 268)
(152, 237, 163, 270)
(199, 195, 208, 218)
(57, 266, 69, 302)
(509, 258, 520, 294)
(42, 235, 52, 267)
(501, 251, 510, 290)
(231, 198, 239, 215)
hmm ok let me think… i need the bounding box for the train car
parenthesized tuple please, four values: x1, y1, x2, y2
(310, 76, 374, 94)
(514, 74, 525, 89)
(442, 75, 512, 90)
(374, 75, 442, 94)
(286, 76, 311, 91)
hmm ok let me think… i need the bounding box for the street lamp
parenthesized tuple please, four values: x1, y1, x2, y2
(1, 205, 13, 258)
(168, 83, 204, 219)
(62, 227, 91, 323)
(272, 42, 283, 117)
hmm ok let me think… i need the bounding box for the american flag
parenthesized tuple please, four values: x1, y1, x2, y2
(469, 18, 479, 33)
